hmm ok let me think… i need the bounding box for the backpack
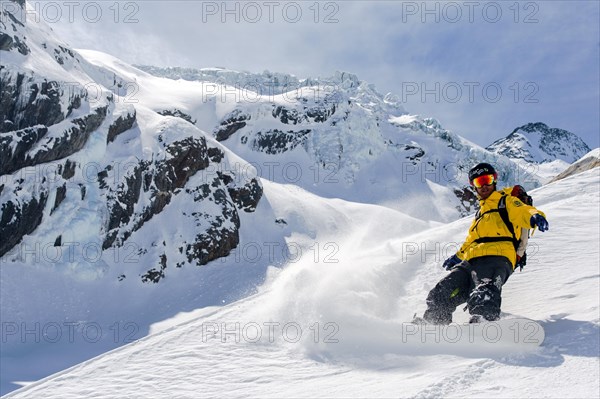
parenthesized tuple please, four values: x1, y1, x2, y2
(474, 185, 533, 270)
(499, 185, 533, 270)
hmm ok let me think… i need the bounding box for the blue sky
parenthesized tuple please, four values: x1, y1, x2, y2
(37, 0, 600, 149)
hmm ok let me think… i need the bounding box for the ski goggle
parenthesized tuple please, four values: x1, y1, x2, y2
(471, 174, 497, 188)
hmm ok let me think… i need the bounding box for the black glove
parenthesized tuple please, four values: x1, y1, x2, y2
(442, 254, 461, 271)
(530, 214, 549, 232)
(516, 252, 527, 270)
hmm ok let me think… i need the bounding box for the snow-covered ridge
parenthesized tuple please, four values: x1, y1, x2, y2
(136, 65, 365, 96)
(549, 148, 600, 183)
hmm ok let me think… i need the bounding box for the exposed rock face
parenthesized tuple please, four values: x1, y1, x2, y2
(50, 183, 67, 215)
(272, 104, 336, 125)
(180, 177, 241, 266)
(0, 106, 108, 175)
(157, 109, 196, 125)
(0, 2, 29, 55)
(0, 190, 48, 256)
(225, 176, 263, 212)
(0, 73, 67, 133)
(101, 136, 211, 250)
(215, 109, 250, 142)
(252, 129, 311, 154)
(0, 125, 48, 175)
(107, 109, 137, 143)
(0, 50, 112, 259)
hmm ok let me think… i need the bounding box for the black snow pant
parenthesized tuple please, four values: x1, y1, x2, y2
(423, 256, 513, 324)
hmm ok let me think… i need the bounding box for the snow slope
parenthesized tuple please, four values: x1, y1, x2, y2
(5, 167, 599, 399)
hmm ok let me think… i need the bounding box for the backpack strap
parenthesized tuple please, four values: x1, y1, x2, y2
(497, 195, 518, 249)
(473, 194, 520, 251)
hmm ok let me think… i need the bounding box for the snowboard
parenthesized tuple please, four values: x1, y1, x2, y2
(402, 317, 545, 348)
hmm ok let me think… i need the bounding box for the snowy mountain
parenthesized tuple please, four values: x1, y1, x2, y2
(0, 1, 262, 283)
(4, 164, 599, 399)
(137, 65, 543, 221)
(486, 122, 591, 164)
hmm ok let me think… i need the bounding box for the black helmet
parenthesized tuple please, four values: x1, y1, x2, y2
(468, 163, 497, 185)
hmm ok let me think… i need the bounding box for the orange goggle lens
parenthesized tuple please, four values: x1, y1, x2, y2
(472, 174, 496, 188)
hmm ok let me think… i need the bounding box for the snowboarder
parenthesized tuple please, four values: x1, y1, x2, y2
(417, 163, 549, 324)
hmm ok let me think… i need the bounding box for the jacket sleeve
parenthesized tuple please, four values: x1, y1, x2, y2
(506, 196, 546, 230)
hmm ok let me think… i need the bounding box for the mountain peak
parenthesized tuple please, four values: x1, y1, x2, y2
(487, 122, 591, 164)
(510, 121, 549, 134)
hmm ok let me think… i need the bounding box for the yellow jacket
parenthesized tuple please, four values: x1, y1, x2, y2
(457, 190, 546, 269)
